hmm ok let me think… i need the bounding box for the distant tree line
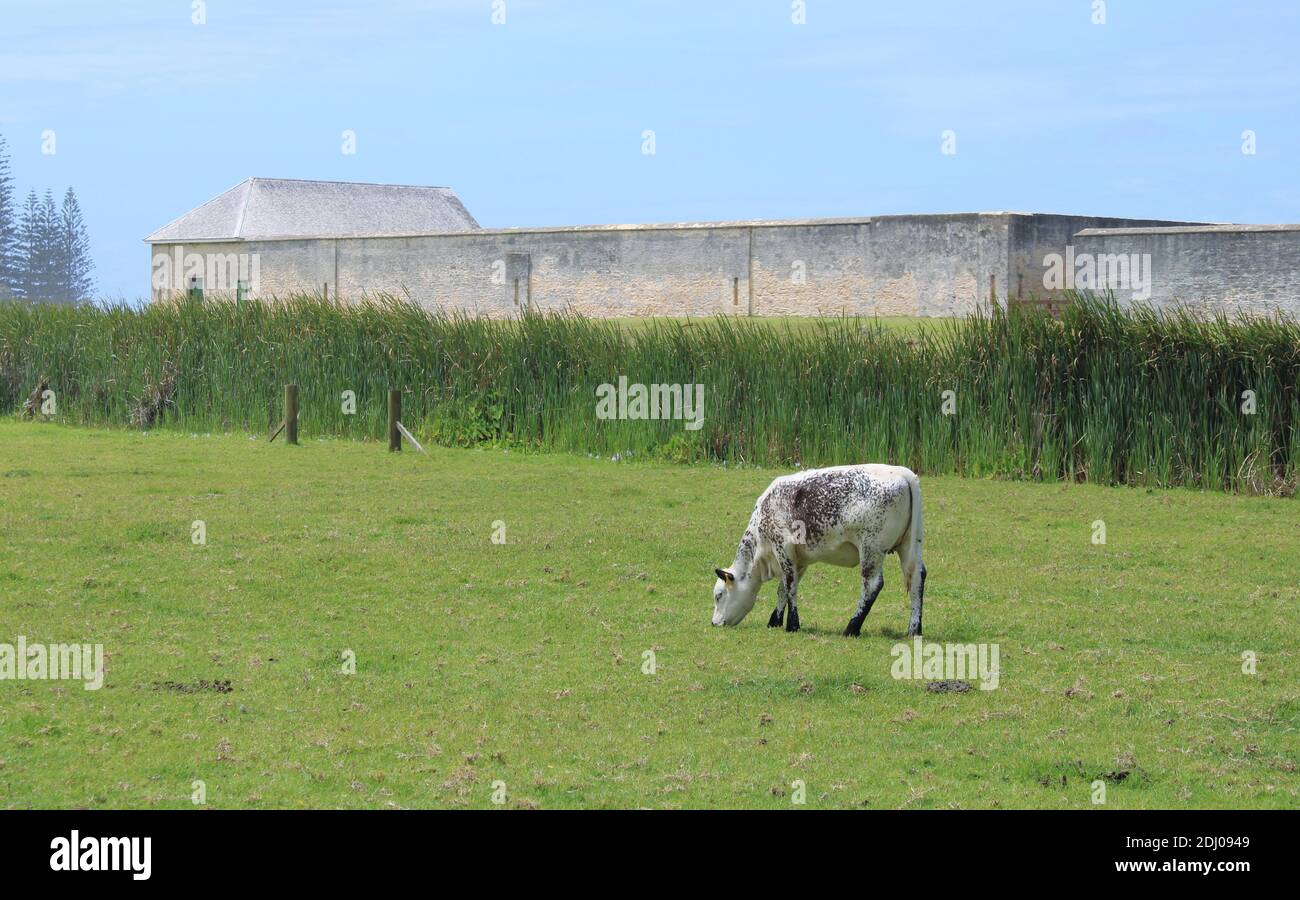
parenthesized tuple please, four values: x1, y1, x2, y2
(0, 132, 94, 303)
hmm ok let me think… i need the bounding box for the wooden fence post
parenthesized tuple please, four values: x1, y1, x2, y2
(285, 384, 299, 445)
(388, 390, 401, 452)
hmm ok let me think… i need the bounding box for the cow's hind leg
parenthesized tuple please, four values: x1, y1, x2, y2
(909, 563, 926, 637)
(899, 541, 925, 638)
(844, 549, 884, 637)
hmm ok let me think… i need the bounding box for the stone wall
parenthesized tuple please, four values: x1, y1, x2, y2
(151, 212, 1300, 318)
(1006, 214, 1197, 302)
(153, 214, 1011, 316)
(1072, 224, 1300, 317)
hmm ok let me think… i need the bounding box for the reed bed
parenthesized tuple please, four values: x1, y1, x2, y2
(2, 294, 1296, 494)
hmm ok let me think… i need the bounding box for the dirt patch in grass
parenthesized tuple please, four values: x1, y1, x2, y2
(153, 679, 233, 694)
(926, 680, 972, 693)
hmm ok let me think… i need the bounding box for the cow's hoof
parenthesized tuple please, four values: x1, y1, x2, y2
(843, 622, 862, 637)
(767, 609, 784, 628)
(906, 627, 922, 638)
(785, 611, 801, 633)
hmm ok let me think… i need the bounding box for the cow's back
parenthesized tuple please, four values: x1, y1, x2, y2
(757, 464, 912, 554)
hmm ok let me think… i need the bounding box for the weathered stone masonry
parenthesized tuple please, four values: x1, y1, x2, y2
(146, 179, 1300, 318)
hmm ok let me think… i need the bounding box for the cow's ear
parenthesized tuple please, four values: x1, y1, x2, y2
(715, 568, 735, 585)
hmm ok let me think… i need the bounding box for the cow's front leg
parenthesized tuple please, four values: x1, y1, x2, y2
(777, 550, 801, 632)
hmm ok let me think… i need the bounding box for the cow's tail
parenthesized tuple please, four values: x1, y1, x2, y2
(902, 469, 923, 571)
(900, 468, 925, 637)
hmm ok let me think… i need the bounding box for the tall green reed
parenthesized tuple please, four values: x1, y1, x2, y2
(1, 293, 1295, 494)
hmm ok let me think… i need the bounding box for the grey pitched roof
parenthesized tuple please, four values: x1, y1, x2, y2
(144, 178, 479, 242)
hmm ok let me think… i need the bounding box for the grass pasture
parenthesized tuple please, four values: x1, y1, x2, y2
(1, 422, 1296, 809)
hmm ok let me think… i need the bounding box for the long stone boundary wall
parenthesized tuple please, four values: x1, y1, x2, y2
(149, 212, 1300, 319)
(1072, 224, 1300, 317)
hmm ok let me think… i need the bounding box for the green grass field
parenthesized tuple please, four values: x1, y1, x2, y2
(1, 421, 1296, 808)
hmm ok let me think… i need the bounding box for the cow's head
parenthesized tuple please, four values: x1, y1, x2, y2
(712, 567, 759, 626)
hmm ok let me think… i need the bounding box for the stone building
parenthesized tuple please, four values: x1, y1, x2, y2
(146, 178, 1300, 318)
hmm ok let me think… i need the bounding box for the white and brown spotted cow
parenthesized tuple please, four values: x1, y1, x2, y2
(711, 464, 926, 636)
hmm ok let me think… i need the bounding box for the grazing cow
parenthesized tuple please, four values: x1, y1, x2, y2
(711, 464, 926, 637)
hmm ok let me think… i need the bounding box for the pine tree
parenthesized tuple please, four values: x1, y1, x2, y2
(58, 187, 94, 302)
(0, 134, 16, 296)
(36, 190, 60, 301)
(15, 191, 41, 300)
(0, 133, 97, 304)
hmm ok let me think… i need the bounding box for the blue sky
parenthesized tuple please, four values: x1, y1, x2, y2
(3, 0, 1297, 299)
